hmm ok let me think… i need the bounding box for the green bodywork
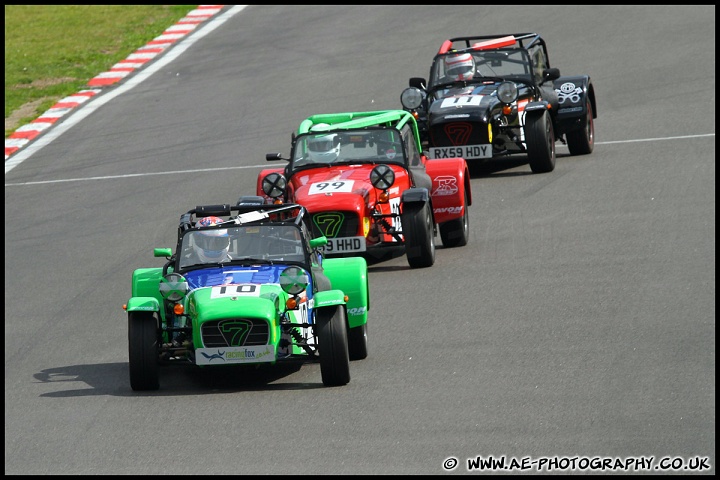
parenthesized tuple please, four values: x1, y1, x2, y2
(126, 256, 368, 361)
(128, 267, 164, 310)
(186, 285, 283, 352)
(322, 257, 369, 329)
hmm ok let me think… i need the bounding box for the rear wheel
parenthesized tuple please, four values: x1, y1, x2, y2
(316, 306, 350, 386)
(566, 100, 594, 155)
(439, 193, 469, 248)
(401, 201, 435, 268)
(526, 111, 556, 173)
(347, 323, 368, 360)
(128, 311, 159, 391)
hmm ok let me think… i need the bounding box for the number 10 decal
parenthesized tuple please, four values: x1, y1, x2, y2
(211, 284, 260, 298)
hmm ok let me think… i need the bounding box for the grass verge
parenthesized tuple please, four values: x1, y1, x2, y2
(5, 5, 198, 138)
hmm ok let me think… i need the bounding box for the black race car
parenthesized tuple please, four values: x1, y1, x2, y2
(400, 33, 597, 173)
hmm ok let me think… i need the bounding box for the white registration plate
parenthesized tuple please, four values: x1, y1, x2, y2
(429, 144, 492, 159)
(325, 236, 366, 253)
(196, 345, 275, 365)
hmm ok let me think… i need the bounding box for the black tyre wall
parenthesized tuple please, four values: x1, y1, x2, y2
(128, 311, 160, 391)
(316, 306, 351, 386)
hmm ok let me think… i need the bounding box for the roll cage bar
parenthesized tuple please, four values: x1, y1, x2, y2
(178, 203, 308, 235)
(295, 109, 424, 160)
(437, 33, 544, 54)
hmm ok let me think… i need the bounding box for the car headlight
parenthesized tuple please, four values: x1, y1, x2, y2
(497, 81, 518, 104)
(159, 273, 189, 302)
(370, 164, 395, 190)
(262, 172, 287, 198)
(279, 266, 309, 295)
(400, 87, 425, 110)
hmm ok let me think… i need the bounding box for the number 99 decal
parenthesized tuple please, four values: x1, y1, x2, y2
(309, 180, 354, 195)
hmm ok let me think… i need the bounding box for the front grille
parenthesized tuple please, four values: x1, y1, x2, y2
(429, 121, 488, 147)
(201, 318, 269, 348)
(311, 211, 360, 238)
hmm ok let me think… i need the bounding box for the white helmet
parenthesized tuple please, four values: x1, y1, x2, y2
(193, 216, 230, 263)
(307, 125, 340, 163)
(445, 53, 475, 81)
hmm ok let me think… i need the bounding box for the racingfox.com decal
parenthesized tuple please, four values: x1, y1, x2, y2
(196, 345, 275, 365)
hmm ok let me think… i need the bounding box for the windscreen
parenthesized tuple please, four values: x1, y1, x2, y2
(430, 49, 532, 87)
(179, 224, 306, 268)
(291, 128, 405, 169)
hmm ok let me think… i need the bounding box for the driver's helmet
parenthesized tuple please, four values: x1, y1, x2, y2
(193, 216, 230, 263)
(445, 52, 475, 81)
(307, 124, 340, 163)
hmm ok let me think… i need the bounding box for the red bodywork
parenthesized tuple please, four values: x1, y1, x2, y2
(256, 153, 470, 249)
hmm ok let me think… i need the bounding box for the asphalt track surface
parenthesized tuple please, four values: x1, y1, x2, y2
(4, 5, 715, 475)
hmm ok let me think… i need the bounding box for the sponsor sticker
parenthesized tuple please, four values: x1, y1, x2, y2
(347, 306, 367, 316)
(196, 345, 275, 365)
(432, 175, 459, 196)
(434, 206, 464, 215)
(557, 82, 582, 104)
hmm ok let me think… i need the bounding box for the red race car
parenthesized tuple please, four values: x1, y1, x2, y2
(255, 110, 471, 269)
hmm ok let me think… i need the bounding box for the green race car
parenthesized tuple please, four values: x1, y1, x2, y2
(124, 200, 369, 390)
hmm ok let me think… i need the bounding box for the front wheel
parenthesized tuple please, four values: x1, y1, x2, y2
(128, 311, 160, 391)
(401, 201, 435, 268)
(526, 111, 556, 173)
(566, 100, 594, 155)
(316, 306, 350, 386)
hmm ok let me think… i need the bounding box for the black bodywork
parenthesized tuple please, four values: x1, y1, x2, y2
(400, 33, 597, 173)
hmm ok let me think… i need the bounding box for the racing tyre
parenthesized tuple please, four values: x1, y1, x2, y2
(316, 306, 350, 386)
(347, 322, 368, 360)
(128, 311, 160, 391)
(401, 201, 435, 268)
(526, 111, 556, 173)
(439, 192, 469, 248)
(566, 100, 594, 155)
